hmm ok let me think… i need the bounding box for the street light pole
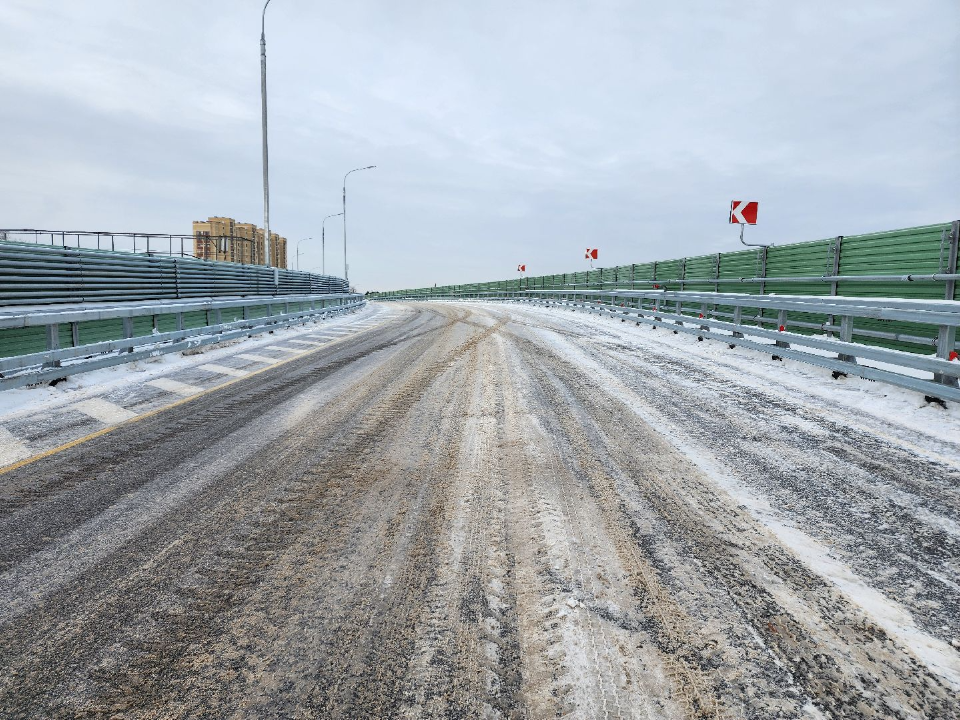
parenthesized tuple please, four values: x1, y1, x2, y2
(296, 237, 311, 271)
(260, 0, 274, 267)
(342, 165, 376, 282)
(322, 212, 343, 276)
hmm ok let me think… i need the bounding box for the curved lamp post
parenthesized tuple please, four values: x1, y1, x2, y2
(322, 212, 343, 276)
(296, 237, 311, 271)
(342, 165, 376, 282)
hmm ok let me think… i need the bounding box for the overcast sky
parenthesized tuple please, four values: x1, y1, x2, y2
(1, 1, 958, 291)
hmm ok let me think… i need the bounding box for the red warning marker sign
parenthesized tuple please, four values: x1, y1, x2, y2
(585, 248, 598, 260)
(517, 264, 526, 272)
(730, 201, 758, 225)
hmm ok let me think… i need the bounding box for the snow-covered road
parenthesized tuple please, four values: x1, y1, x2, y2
(0, 301, 956, 718)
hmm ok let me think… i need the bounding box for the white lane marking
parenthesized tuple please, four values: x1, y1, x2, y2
(72, 398, 138, 425)
(264, 345, 301, 353)
(287, 339, 323, 347)
(198, 363, 248, 378)
(236, 353, 280, 364)
(0, 427, 31, 465)
(147, 378, 204, 397)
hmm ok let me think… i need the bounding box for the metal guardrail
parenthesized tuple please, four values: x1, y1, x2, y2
(378, 290, 960, 402)
(0, 293, 364, 390)
(0, 240, 347, 305)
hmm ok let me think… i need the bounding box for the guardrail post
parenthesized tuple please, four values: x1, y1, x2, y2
(732, 305, 744, 338)
(122, 317, 134, 352)
(825, 236, 844, 337)
(70, 322, 80, 348)
(935, 325, 958, 387)
(759, 246, 768, 296)
(838, 315, 858, 364)
(775, 310, 789, 349)
(46, 324, 60, 351)
(41, 323, 63, 369)
(176, 313, 184, 332)
(935, 221, 960, 387)
(830, 236, 843, 296)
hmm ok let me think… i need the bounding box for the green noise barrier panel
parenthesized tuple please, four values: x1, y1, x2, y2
(370, 221, 959, 355)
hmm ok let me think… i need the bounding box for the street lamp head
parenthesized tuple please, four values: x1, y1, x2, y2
(262, 0, 272, 34)
(345, 165, 377, 181)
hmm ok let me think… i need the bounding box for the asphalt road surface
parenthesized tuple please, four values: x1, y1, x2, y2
(1, 302, 958, 719)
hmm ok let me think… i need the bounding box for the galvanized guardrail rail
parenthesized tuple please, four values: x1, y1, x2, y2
(0, 293, 364, 390)
(378, 289, 960, 402)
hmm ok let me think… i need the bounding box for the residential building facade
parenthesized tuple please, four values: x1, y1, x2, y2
(192, 216, 287, 268)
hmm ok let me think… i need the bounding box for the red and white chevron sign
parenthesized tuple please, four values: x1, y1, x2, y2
(517, 264, 526, 272)
(585, 248, 598, 260)
(729, 201, 758, 225)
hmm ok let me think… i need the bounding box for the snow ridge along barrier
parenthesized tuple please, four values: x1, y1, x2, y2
(512, 291, 960, 402)
(0, 240, 348, 306)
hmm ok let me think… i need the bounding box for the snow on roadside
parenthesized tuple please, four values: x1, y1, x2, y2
(500, 302, 960, 455)
(519, 311, 960, 691)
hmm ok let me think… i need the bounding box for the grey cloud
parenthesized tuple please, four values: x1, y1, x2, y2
(0, 0, 957, 290)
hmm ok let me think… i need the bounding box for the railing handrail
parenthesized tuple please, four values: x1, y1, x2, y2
(378, 288, 960, 323)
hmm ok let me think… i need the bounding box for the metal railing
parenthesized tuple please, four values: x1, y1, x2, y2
(378, 289, 960, 402)
(0, 228, 285, 265)
(0, 229, 240, 259)
(0, 240, 347, 306)
(0, 293, 365, 390)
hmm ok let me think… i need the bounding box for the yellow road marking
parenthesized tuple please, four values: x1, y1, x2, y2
(0, 317, 390, 477)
